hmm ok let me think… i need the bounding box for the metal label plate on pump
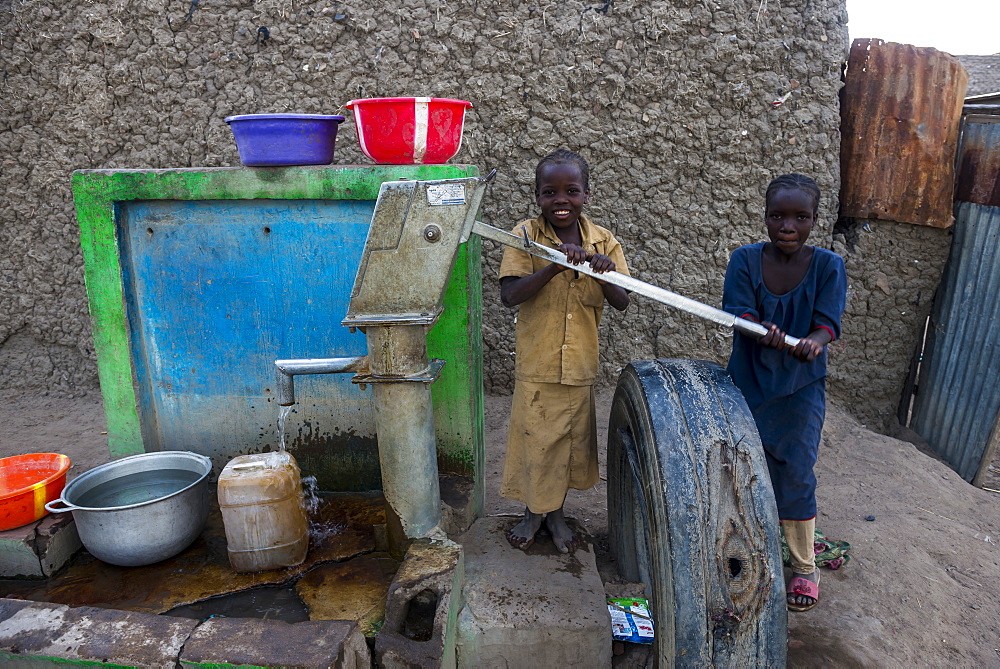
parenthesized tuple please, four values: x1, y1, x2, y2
(426, 183, 466, 206)
(345, 175, 488, 321)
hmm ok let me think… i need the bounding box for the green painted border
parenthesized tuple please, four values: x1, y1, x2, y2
(179, 663, 267, 669)
(71, 164, 484, 498)
(0, 651, 132, 667)
(429, 234, 485, 513)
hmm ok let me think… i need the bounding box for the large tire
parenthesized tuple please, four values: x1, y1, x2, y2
(608, 359, 786, 667)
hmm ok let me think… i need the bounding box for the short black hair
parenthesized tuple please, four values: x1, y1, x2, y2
(765, 173, 820, 215)
(535, 149, 590, 192)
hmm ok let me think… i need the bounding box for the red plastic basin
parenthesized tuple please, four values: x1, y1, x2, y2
(345, 97, 472, 164)
(0, 453, 71, 531)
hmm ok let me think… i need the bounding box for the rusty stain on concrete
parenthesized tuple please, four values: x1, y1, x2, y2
(296, 552, 399, 635)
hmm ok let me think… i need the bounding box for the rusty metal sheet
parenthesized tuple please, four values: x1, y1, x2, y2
(956, 115, 1000, 207)
(840, 39, 969, 228)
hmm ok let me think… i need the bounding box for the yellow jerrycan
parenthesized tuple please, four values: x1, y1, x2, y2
(217, 451, 309, 573)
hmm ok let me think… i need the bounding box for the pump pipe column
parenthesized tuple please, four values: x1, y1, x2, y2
(364, 325, 440, 552)
(341, 174, 492, 557)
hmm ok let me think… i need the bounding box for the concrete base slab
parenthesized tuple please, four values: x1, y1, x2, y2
(0, 514, 81, 579)
(456, 516, 612, 668)
(180, 616, 370, 668)
(0, 597, 198, 667)
(0, 494, 384, 616)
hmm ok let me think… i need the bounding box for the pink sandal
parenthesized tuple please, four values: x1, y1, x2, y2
(786, 572, 820, 612)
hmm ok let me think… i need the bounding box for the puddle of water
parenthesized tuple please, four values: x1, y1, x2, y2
(163, 584, 310, 623)
(0, 491, 388, 621)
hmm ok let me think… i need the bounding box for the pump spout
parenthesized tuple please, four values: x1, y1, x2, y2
(274, 356, 369, 406)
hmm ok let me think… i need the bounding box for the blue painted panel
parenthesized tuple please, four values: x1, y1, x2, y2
(118, 199, 381, 488)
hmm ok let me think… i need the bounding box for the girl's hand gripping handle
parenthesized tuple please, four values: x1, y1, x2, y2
(758, 322, 824, 361)
(733, 318, 801, 349)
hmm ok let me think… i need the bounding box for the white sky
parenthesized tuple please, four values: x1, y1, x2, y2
(845, 0, 998, 56)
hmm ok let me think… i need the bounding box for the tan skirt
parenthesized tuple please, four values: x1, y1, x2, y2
(500, 380, 599, 514)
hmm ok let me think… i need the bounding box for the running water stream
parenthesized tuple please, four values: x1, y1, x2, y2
(276, 407, 346, 544)
(301, 474, 346, 545)
(277, 404, 292, 452)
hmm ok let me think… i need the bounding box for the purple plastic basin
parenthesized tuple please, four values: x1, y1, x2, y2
(225, 113, 346, 167)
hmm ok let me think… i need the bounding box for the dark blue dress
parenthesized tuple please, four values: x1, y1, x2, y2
(723, 243, 847, 520)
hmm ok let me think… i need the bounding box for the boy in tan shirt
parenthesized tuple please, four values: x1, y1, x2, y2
(499, 149, 630, 552)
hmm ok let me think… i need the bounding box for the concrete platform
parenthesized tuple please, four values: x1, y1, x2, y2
(0, 507, 620, 667)
(456, 516, 612, 668)
(0, 493, 387, 620)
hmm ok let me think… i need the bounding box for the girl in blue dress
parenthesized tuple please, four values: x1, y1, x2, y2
(722, 173, 847, 612)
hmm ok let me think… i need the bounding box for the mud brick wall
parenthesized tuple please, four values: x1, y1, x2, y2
(831, 220, 952, 431)
(1, 0, 935, 431)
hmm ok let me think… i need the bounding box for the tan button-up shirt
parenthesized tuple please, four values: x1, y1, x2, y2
(499, 215, 630, 386)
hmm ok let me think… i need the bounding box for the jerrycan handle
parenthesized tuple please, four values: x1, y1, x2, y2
(231, 460, 267, 471)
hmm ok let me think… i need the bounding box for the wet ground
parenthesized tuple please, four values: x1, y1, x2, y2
(0, 491, 397, 636)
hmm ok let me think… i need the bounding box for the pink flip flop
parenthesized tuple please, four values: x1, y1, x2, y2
(786, 572, 820, 612)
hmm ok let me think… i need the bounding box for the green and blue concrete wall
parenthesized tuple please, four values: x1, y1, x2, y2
(71, 164, 483, 510)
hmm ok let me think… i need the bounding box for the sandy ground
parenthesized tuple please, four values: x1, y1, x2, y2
(2, 389, 999, 667)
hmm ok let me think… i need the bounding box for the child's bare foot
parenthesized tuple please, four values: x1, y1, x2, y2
(545, 507, 579, 553)
(507, 508, 543, 550)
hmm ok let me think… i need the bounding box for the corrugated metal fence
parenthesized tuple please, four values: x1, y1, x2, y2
(908, 116, 1000, 484)
(910, 201, 1000, 484)
(956, 115, 1000, 207)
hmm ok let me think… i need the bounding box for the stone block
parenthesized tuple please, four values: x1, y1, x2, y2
(456, 516, 612, 668)
(0, 597, 198, 666)
(0, 514, 81, 579)
(376, 538, 464, 669)
(35, 514, 82, 577)
(179, 616, 370, 668)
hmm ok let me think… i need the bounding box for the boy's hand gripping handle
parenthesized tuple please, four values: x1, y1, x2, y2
(473, 221, 801, 349)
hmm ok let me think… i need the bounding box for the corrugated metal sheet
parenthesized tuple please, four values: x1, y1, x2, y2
(955, 115, 1000, 207)
(840, 39, 968, 228)
(910, 202, 1000, 483)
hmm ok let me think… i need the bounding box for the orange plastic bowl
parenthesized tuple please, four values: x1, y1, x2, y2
(0, 453, 71, 531)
